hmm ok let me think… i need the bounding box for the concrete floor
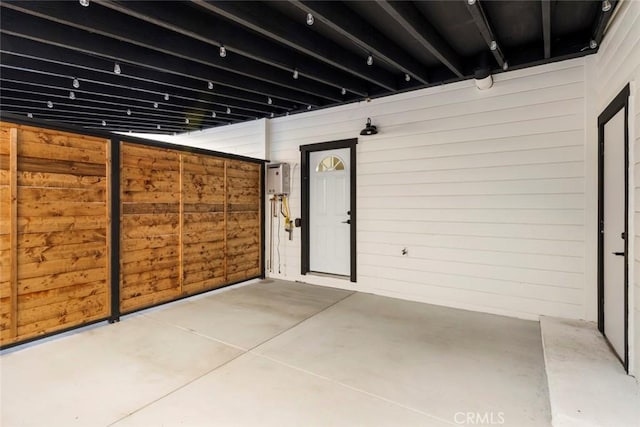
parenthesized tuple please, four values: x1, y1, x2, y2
(540, 316, 640, 427)
(0, 279, 551, 427)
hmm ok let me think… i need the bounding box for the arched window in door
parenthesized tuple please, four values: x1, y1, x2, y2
(316, 155, 345, 172)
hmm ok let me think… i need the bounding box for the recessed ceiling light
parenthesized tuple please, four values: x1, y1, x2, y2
(72, 77, 80, 88)
(185, 118, 189, 124)
(293, 69, 299, 79)
(208, 81, 214, 90)
(27, 113, 33, 118)
(211, 111, 216, 118)
(79, 0, 90, 7)
(341, 88, 346, 95)
(69, 91, 76, 100)
(102, 120, 106, 126)
(157, 125, 161, 129)
(153, 102, 158, 108)
(502, 61, 509, 71)
(164, 93, 170, 101)
(307, 105, 312, 110)
(467, 0, 476, 5)
(602, 0, 612, 12)
(226, 107, 231, 114)
(113, 63, 121, 74)
(219, 45, 227, 58)
(47, 101, 53, 108)
(267, 96, 273, 105)
(590, 39, 598, 49)
(270, 112, 275, 118)
(126, 109, 131, 115)
(306, 13, 314, 25)
(366, 55, 373, 66)
(405, 73, 411, 82)
(490, 40, 497, 51)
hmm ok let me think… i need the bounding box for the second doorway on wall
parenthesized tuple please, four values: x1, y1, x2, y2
(598, 84, 630, 372)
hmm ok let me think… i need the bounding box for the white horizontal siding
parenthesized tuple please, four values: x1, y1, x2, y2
(267, 58, 587, 320)
(587, 0, 640, 377)
(135, 119, 267, 159)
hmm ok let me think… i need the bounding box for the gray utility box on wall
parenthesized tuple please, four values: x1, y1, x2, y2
(266, 163, 290, 195)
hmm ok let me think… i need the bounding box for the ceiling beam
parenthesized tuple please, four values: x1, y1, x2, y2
(2, 1, 343, 103)
(0, 85, 235, 124)
(11, 112, 195, 132)
(95, 0, 368, 98)
(465, 0, 507, 70)
(0, 65, 253, 122)
(541, 0, 551, 59)
(0, 36, 288, 114)
(377, 0, 463, 78)
(0, 95, 225, 128)
(0, 58, 261, 121)
(0, 78, 243, 121)
(0, 7, 324, 107)
(591, 0, 618, 49)
(194, 0, 397, 92)
(0, 110, 186, 134)
(288, 1, 430, 84)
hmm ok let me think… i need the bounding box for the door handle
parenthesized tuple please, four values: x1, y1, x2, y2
(612, 252, 625, 256)
(341, 220, 350, 224)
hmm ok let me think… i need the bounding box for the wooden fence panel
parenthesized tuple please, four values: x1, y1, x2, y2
(226, 161, 261, 283)
(0, 122, 110, 346)
(120, 143, 181, 312)
(0, 123, 262, 346)
(119, 147, 262, 313)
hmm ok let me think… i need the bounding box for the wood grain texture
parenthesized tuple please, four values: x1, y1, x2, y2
(9, 128, 17, 337)
(119, 146, 261, 313)
(0, 122, 110, 346)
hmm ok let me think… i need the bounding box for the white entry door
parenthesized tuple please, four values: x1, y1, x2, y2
(603, 108, 627, 362)
(309, 148, 350, 276)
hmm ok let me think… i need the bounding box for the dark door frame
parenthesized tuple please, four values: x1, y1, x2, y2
(597, 83, 630, 372)
(300, 138, 357, 282)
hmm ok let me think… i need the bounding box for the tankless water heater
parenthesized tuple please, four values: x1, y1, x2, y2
(266, 163, 290, 195)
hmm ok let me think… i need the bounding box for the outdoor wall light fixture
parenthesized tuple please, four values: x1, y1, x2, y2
(474, 69, 493, 90)
(360, 118, 378, 135)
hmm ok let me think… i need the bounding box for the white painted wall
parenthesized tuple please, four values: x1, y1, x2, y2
(585, 0, 640, 378)
(130, 118, 267, 159)
(155, 3, 639, 379)
(267, 59, 587, 322)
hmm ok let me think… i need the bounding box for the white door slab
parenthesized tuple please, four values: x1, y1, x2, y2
(603, 108, 626, 362)
(309, 148, 350, 276)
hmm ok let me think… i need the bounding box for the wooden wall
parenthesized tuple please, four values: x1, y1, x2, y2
(120, 142, 262, 313)
(0, 122, 110, 346)
(0, 123, 262, 347)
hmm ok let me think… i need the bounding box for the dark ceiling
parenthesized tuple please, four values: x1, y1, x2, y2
(0, 0, 617, 135)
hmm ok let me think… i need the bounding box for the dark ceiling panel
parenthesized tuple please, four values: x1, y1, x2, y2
(97, 0, 369, 97)
(0, 0, 610, 135)
(347, 1, 442, 68)
(413, 1, 487, 58)
(482, 1, 543, 49)
(195, 0, 398, 91)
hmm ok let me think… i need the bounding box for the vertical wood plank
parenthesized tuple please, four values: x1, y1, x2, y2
(223, 160, 228, 282)
(259, 165, 263, 276)
(118, 141, 124, 314)
(179, 154, 184, 295)
(105, 138, 112, 317)
(9, 128, 18, 338)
